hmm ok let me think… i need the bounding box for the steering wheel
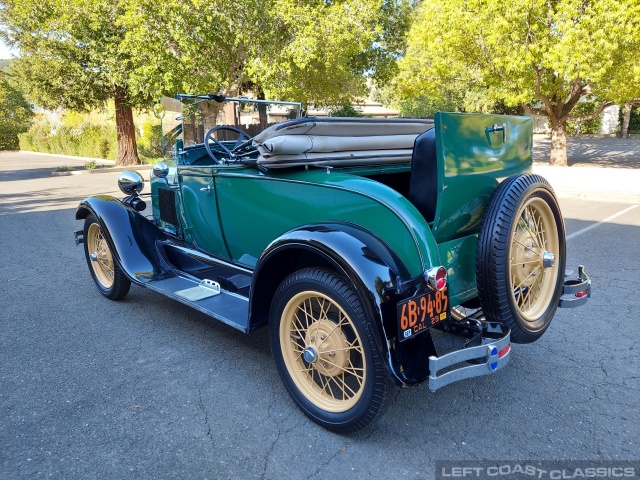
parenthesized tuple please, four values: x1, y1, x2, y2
(204, 126, 254, 164)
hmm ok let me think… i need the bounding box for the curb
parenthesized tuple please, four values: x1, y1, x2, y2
(51, 164, 152, 176)
(19, 150, 116, 164)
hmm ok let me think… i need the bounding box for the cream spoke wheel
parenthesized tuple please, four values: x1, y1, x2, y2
(509, 196, 560, 326)
(279, 290, 366, 413)
(271, 269, 393, 432)
(82, 214, 131, 301)
(87, 223, 115, 289)
(477, 175, 566, 344)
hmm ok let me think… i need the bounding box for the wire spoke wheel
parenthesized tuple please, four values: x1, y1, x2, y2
(82, 213, 131, 301)
(280, 291, 366, 413)
(270, 268, 392, 433)
(509, 198, 560, 327)
(87, 223, 115, 289)
(476, 174, 566, 344)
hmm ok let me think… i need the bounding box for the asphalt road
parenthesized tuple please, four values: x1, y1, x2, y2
(1, 152, 638, 479)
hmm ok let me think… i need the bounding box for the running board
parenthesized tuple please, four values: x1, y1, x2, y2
(145, 275, 249, 332)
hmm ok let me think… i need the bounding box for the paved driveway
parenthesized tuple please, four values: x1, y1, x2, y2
(1, 151, 638, 479)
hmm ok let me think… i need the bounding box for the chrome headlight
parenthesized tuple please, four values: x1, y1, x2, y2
(118, 170, 145, 196)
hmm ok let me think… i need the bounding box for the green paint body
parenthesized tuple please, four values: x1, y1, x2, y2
(150, 112, 532, 307)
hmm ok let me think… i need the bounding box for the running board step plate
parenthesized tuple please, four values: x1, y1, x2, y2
(175, 279, 221, 301)
(146, 276, 249, 332)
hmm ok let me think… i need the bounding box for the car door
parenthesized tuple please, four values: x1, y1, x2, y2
(178, 165, 229, 259)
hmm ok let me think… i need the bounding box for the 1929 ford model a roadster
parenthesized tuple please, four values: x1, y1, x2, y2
(75, 94, 590, 433)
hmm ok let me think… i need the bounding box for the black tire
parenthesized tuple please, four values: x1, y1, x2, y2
(476, 174, 566, 343)
(269, 268, 393, 433)
(83, 214, 131, 300)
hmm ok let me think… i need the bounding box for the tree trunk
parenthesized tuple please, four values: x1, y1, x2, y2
(114, 86, 141, 166)
(549, 121, 568, 166)
(621, 103, 632, 138)
(257, 88, 268, 130)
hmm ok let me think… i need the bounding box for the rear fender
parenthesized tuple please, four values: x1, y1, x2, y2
(76, 195, 171, 284)
(249, 222, 414, 385)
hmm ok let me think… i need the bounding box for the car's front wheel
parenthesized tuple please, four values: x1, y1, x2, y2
(270, 268, 393, 433)
(83, 213, 131, 300)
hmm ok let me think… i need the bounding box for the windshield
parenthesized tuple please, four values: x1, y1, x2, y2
(157, 95, 303, 159)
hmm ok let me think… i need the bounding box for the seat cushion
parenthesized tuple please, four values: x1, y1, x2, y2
(407, 128, 438, 222)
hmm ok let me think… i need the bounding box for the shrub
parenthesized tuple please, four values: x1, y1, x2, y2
(19, 113, 117, 159)
(137, 121, 162, 159)
(0, 120, 27, 150)
(328, 104, 364, 117)
(566, 102, 602, 135)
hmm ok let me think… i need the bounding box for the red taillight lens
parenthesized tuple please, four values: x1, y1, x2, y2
(576, 290, 588, 298)
(426, 266, 448, 291)
(435, 268, 447, 291)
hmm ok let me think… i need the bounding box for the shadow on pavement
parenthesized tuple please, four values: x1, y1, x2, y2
(534, 136, 640, 168)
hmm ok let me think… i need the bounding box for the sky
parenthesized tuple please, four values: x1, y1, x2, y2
(0, 38, 18, 59)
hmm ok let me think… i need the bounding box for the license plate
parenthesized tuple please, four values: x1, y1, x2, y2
(397, 286, 449, 342)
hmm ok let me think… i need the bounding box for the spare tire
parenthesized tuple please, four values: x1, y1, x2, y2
(476, 174, 566, 343)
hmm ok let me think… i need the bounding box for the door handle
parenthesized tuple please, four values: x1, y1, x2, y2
(200, 184, 212, 194)
(485, 123, 507, 144)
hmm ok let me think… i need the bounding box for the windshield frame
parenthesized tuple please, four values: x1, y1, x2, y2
(157, 94, 303, 160)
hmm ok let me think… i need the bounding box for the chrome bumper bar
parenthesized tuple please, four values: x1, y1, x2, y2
(559, 265, 591, 308)
(428, 323, 511, 392)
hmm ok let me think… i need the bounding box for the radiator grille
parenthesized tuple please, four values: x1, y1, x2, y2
(158, 188, 178, 227)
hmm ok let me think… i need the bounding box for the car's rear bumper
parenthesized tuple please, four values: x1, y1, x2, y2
(428, 322, 511, 392)
(559, 265, 591, 308)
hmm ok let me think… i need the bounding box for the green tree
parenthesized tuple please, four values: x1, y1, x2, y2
(397, 0, 640, 165)
(2, 0, 408, 164)
(119, 0, 409, 107)
(1, 0, 153, 165)
(0, 72, 32, 150)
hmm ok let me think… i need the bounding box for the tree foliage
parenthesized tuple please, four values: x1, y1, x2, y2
(120, 0, 410, 107)
(1, 0, 149, 164)
(1, 0, 409, 163)
(0, 72, 32, 149)
(396, 0, 640, 164)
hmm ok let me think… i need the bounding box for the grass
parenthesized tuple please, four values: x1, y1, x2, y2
(83, 160, 97, 170)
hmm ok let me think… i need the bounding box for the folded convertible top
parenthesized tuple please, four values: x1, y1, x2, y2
(252, 117, 434, 169)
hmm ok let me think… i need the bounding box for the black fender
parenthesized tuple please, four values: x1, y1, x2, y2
(249, 222, 415, 386)
(76, 195, 171, 284)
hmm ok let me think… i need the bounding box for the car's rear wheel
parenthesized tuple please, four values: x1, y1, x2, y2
(83, 214, 131, 300)
(476, 174, 566, 343)
(270, 268, 392, 433)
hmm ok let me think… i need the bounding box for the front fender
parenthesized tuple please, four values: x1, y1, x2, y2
(250, 222, 415, 386)
(76, 195, 170, 284)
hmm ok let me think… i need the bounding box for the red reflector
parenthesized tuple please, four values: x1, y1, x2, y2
(436, 278, 446, 290)
(498, 345, 510, 358)
(576, 290, 587, 298)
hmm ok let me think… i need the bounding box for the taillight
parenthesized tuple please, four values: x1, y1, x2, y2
(576, 290, 588, 298)
(426, 266, 447, 291)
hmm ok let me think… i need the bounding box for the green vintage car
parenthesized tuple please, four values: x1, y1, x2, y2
(75, 94, 590, 433)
